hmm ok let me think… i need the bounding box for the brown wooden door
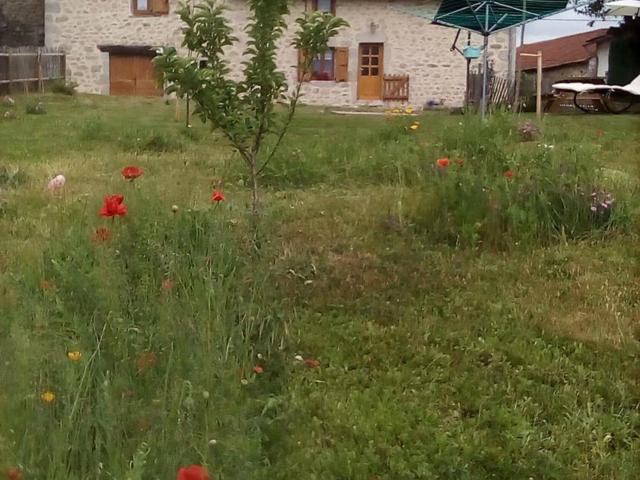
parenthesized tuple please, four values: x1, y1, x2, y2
(358, 43, 383, 100)
(109, 54, 163, 97)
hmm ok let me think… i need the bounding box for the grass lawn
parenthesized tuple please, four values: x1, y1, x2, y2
(1, 94, 640, 479)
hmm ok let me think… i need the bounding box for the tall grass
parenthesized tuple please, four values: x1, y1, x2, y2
(1, 94, 640, 479)
(1, 183, 285, 479)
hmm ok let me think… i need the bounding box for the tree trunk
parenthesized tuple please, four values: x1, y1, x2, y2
(250, 158, 260, 228)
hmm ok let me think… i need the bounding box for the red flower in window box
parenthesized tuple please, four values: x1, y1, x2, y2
(177, 465, 210, 480)
(121, 166, 144, 181)
(100, 195, 128, 217)
(211, 191, 225, 203)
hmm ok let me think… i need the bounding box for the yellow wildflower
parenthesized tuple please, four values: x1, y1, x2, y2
(67, 351, 82, 361)
(410, 123, 420, 131)
(392, 108, 401, 114)
(405, 106, 414, 114)
(41, 391, 55, 403)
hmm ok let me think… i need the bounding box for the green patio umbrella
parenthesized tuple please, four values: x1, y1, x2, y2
(392, 0, 575, 116)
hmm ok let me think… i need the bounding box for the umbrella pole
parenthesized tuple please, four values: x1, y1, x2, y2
(481, 34, 489, 119)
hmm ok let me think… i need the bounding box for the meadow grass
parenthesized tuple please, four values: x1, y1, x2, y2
(1, 94, 640, 479)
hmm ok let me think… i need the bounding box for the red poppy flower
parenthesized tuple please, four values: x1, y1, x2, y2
(177, 464, 210, 480)
(504, 170, 514, 180)
(436, 158, 450, 168)
(304, 358, 320, 369)
(253, 365, 264, 374)
(6, 468, 23, 480)
(92, 227, 112, 243)
(100, 195, 127, 217)
(162, 279, 174, 290)
(122, 166, 144, 181)
(211, 191, 225, 203)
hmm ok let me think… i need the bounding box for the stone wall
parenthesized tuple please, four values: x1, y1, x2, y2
(522, 59, 596, 95)
(0, 0, 45, 47)
(45, 0, 515, 107)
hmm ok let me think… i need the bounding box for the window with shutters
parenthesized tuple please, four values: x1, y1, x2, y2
(132, 0, 170, 16)
(299, 46, 349, 82)
(311, 49, 335, 81)
(312, 0, 336, 15)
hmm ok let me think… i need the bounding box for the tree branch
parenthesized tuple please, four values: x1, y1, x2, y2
(257, 78, 304, 176)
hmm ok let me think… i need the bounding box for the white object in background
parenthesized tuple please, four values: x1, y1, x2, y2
(47, 174, 66, 192)
(605, 0, 640, 17)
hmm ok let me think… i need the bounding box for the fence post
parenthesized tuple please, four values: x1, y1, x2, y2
(37, 48, 44, 93)
(536, 50, 542, 120)
(7, 51, 12, 95)
(61, 53, 66, 83)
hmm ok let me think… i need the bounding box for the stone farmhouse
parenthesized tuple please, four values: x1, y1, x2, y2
(45, 0, 516, 107)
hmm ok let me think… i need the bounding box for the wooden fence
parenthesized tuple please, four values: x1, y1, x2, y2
(383, 74, 410, 101)
(0, 47, 65, 94)
(468, 71, 515, 110)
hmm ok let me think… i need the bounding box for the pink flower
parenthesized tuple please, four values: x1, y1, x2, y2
(47, 174, 66, 192)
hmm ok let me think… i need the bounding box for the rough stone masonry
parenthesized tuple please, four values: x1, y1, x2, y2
(1, 0, 45, 47)
(45, 0, 516, 107)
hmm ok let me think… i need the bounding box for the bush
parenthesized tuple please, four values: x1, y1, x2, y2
(25, 102, 46, 115)
(119, 129, 184, 154)
(519, 121, 540, 141)
(0, 165, 29, 188)
(50, 80, 78, 96)
(411, 115, 629, 248)
(77, 116, 111, 142)
(1, 95, 15, 107)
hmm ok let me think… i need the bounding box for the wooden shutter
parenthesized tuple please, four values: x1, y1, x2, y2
(151, 0, 169, 14)
(334, 47, 348, 82)
(298, 49, 310, 82)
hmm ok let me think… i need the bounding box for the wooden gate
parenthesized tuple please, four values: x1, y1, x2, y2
(383, 75, 410, 101)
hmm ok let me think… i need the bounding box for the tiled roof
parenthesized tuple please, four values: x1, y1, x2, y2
(517, 29, 610, 71)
